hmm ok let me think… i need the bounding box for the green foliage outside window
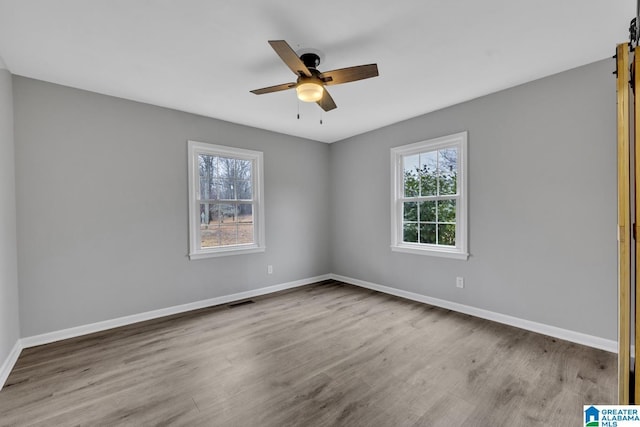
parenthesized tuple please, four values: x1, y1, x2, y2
(402, 148, 457, 247)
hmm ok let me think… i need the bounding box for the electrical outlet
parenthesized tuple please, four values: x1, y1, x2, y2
(456, 277, 464, 288)
(267, 265, 273, 274)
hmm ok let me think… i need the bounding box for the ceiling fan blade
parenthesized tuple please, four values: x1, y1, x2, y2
(317, 89, 337, 112)
(250, 82, 296, 95)
(268, 40, 312, 78)
(319, 64, 378, 86)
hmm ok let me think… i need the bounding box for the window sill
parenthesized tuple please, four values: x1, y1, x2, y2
(391, 244, 468, 260)
(189, 245, 265, 260)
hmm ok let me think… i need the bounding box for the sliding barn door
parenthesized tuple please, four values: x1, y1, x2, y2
(618, 42, 632, 403)
(634, 46, 640, 404)
(615, 40, 640, 404)
(616, 42, 631, 405)
(634, 45, 640, 404)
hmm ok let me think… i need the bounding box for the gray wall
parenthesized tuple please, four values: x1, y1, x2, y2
(13, 77, 331, 337)
(12, 58, 617, 342)
(0, 64, 20, 363)
(330, 59, 617, 340)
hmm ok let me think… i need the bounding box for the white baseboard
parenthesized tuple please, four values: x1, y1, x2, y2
(20, 274, 331, 349)
(0, 340, 22, 390)
(0, 274, 328, 391)
(330, 274, 618, 354)
(0, 271, 619, 392)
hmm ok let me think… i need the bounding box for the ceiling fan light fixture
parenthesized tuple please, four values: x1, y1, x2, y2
(296, 82, 323, 102)
(250, 40, 378, 112)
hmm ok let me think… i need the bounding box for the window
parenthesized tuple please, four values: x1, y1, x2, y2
(390, 131, 468, 259)
(188, 141, 265, 259)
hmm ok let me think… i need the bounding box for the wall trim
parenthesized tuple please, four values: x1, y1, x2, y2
(0, 340, 22, 390)
(2, 271, 617, 391)
(330, 273, 617, 354)
(0, 274, 327, 390)
(20, 274, 330, 349)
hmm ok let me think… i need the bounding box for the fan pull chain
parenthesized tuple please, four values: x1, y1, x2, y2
(320, 111, 323, 125)
(297, 100, 300, 120)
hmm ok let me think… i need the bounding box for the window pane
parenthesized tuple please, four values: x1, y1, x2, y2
(403, 222, 418, 243)
(200, 203, 218, 248)
(437, 200, 456, 223)
(229, 159, 239, 179)
(200, 203, 213, 226)
(218, 157, 234, 179)
(404, 202, 417, 221)
(199, 176, 213, 200)
(199, 154, 218, 175)
(403, 154, 420, 197)
(200, 203, 254, 248)
(201, 178, 219, 201)
(438, 148, 457, 195)
(236, 204, 254, 244)
(219, 179, 235, 199)
(200, 158, 252, 201)
(202, 179, 253, 201)
(438, 224, 456, 246)
(203, 203, 233, 224)
(419, 201, 436, 222)
(236, 159, 252, 180)
(218, 203, 237, 221)
(420, 151, 437, 196)
(236, 179, 252, 200)
(217, 223, 237, 247)
(199, 154, 218, 200)
(420, 223, 436, 244)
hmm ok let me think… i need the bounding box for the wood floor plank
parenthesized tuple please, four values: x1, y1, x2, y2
(0, 281, 616, 426)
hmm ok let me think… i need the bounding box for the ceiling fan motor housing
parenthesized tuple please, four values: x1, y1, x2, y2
(300, 52, 321, 69)
(297, 53, 323, 92)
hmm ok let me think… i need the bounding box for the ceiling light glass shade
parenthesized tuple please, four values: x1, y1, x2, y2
(296, 82, 324, 102)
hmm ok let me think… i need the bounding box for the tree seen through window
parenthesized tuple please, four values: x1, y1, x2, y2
(198, 154, 254, 248)
(402, 147, 458, 246)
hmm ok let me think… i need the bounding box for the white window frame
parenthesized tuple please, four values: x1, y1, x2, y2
(390, 131, 468, 260)
(188, 140, 265, 259)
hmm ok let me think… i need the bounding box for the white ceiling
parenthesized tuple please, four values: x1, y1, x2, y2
(0, 1, 634, 143)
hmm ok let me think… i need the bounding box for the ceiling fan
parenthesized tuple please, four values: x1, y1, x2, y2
(250, 40, 379, 112)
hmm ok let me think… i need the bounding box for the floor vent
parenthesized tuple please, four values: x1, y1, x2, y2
(228, 300, 255, 308)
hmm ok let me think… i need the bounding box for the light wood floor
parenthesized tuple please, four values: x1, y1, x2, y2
(0, 280, 616, 426)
